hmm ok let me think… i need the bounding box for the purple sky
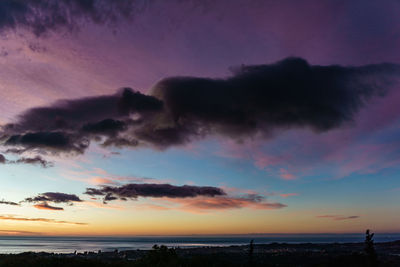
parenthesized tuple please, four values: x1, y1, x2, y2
(0, 0, 399, 235)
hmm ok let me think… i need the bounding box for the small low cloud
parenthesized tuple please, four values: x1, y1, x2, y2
(0, 215, 87, 225)
(0, 199, 19, 206)
(14, 156, 53, 168)
(24, 192, 82, 211)
(33, 202, 64, 211)
(24, 192, 82, 203)
(279, 168, 296, 180)
(316, 215, 360, 221)
(0, 154, 53, 168)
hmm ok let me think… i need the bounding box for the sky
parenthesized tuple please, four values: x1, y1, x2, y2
(0, 0, 400, 236)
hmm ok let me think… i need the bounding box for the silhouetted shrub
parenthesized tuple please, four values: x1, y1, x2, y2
(365, 229, 379, 267)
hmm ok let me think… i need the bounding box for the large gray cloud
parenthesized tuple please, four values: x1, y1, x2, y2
(1, 58, 399, 157)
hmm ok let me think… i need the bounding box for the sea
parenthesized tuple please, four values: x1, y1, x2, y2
(0, 234, 399, 254)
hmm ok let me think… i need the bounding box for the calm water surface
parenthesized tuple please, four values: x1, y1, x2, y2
(0, 234, 399, 254)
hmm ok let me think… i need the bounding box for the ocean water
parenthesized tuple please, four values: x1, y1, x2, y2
(0, 234, 399, 254)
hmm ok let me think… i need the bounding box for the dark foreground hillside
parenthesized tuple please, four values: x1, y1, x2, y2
(1, 240, 400, 267)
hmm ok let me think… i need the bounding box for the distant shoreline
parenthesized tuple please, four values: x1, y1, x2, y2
(0, 240, 399, 267)
(2, 234, 400, 255)
(1, 239, 400, 255)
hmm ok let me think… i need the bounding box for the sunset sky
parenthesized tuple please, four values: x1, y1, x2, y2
(0, 0, 400, 236)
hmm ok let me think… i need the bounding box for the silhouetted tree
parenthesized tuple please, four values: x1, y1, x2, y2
(248, 239, 254, 265)
(139, 244, 180, 266)
(365, 229, 378, 267)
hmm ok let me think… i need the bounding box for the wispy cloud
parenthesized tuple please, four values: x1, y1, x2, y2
(0, 0, 143, 36)
(80, 201, 124, 211)
(62, 168, 156, 186)
(316, 215, 360, 221)
(141, 194, 287, 214)
(175, 195, 287, 213)
(0, 229, 43, 235)
(0, 215, 87, 225)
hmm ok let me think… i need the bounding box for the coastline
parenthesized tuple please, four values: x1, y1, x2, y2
(1, 240, 399, 266)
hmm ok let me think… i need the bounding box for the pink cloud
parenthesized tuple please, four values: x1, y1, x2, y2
(61, 167, 158, 185)
(279, 168, 296, 180)
(89, 177, 115, 185)
(135, 204, 170, 211)
(81, 201, 124, 211)
(178, 196, 286, 213)
(156, 195, 287, 213)
(279, 193, 298, 198)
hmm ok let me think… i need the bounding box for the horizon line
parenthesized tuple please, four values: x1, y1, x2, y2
(1, 232, 400, 238)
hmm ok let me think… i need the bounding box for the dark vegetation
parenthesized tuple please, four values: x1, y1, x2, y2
(0, 231, 399, 266)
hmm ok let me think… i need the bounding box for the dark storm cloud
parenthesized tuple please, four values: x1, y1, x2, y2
(84, 183, 226, 203)
(147, 58, 400, 146)
(5, 131, 77, 149)
(0, 0, 148, 36)
(82, 119, 126, 135)
(1, 58, 399, 156)
(4, 131, 90, 154)
(1, 88, 162, 154)
(24, 192, 82, 204)
(4, 88, 162, 133)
